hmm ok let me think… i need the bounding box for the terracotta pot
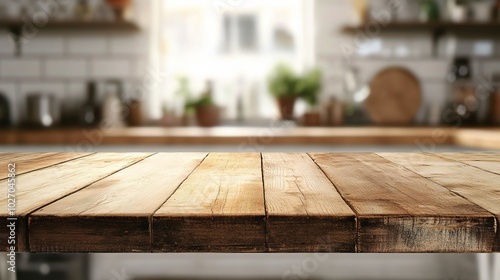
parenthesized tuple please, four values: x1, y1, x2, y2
(106, 0, 131, 20)
(303, 112, 321, 127)
(277, 96, 296, 120)
(195, 105, 220, 127)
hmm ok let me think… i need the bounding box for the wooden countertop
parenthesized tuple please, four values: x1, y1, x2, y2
(1, 152, 499, 253)
(1, 127, 500, 149)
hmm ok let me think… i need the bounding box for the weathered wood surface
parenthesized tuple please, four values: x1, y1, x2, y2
(30, 153, 206, 252)
(438, 153, 500, 175)
(262, 153, 356, 252)
(0, 153, 152, 251)
(378, 153, 500, 252)
(310, 153, 496, 253)
(153, 153, 266, 252)
(0, 152, 90, 179)
(1, 152, 499, 253)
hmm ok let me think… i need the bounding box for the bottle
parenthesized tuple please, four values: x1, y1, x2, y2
(495, 0, 500, 22)
(101, 81, 125, 128)
(81, 81, 98, 126)
(0, 93, 11, 127)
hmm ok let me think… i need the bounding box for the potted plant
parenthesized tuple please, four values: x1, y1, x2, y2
(268, 64, 300, 120)
(297, 69, 322, 126)
(186, 95, 220, 127)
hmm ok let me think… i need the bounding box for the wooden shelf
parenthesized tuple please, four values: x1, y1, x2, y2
(342, 21, 500, 34)
(343, 21, 500, 56)
(0, 20, 139, 56)
(0, 19, 140, 31)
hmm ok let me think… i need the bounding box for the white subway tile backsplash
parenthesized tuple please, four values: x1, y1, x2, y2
(479, 60, 500, 77)
(23, 35, 65, 55)
(45, 59, 87, 78)
(90, 59, 132, 78)
(349, 58, 449, 83)
(0, 59, 41, 78)
(110, 34, 148, 55)
(0, 83, 19, 125)
(0, 31, 15, 55)
(20, 82, 66, 96)
(67, 35, 108, 55)
(132, 59, 148, 79)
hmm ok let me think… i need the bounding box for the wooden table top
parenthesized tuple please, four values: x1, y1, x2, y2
(1, 152, 499, 253)
(1, 127, 500, 150)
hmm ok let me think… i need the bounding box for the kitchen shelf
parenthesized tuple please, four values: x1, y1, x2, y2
(342, 21, 500, 34)
(0, 19, 140, 31)
(343, 21, 500, 56)
(0, 20, 140, 56)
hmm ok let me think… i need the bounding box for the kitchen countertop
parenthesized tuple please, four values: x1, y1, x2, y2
(1, 152, 499, 253)
(1, 127, 500, 149)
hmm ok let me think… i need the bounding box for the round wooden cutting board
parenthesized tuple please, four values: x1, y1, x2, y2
(365, 67, 421, 125)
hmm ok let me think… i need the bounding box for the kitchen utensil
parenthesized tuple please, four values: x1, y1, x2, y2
(26, 94, 59, 128)
(101, 80, 125, 128)
(450, 84, 478, 125)
(448, 57, 471, 83)
(343, 66, 369, 124)
(0, 93, 11, 127)
(365, 67, 422, 125)
(80, 81, 99, 126)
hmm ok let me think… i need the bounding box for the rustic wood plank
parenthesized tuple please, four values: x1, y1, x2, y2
(153, 153, 265, 252)
(378, 153, 500, 252)
(437, 153, 500, 175)
(29, 153, 207, 253)
(0, 152, 91, 179)
(310, 153, 496, 253)
(262, 153, 356, 252)
(0, 153, 152, 252)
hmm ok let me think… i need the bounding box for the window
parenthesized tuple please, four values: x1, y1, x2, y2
(159, 0, 313, 120)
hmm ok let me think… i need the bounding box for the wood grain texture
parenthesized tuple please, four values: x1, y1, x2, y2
(0, 153, 152, 252)
(437, 153, 500, 175)
(454, 129, 500, 150)
(29, 153, 207, 253)
(310, 153, 496, 253)
(262, 153, 356, 252)
(378, 153, 500, 252)
(153, 153, 265, 252)
(0, 152, 90, 179)
(366, 67, 421, 125)
(0, 127, 460, 146)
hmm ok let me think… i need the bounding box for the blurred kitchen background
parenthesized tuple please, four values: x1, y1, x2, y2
(0, 0, 500, 279)
(0, 0, 498, 140)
